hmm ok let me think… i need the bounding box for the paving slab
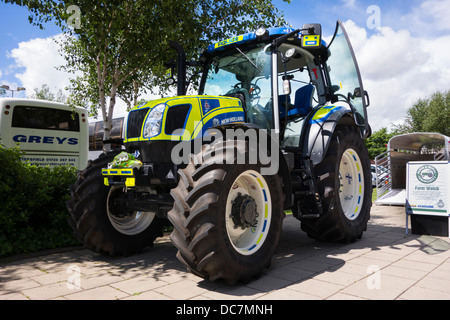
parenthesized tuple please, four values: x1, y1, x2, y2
(1, 204, 450, 301)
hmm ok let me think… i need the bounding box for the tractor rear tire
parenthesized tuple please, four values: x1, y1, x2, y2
(168, 139, 284, 284)
(300, 125, 371, 242)
(66, 151, 165, 256)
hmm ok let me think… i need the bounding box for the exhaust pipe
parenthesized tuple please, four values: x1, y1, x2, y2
(169, 41, 187, 96)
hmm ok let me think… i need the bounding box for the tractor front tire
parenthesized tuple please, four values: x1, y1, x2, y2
(66, 152, 165, 256)
(168, 139, 284, 284)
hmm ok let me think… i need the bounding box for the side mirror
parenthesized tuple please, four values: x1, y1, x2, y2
(353, 87, 362, 98)
(348, 87, 370, 107)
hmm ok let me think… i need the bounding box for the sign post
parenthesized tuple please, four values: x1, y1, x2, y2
(406, 161, 450, 237)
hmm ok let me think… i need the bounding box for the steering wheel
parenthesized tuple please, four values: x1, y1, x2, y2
(234, 83, 261, 99)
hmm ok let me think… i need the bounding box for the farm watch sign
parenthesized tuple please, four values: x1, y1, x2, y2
(406, 161, 449, 216)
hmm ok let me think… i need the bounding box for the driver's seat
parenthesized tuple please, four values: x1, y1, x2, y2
(224, 88, 251, 121)
(288, 84, 315, 118)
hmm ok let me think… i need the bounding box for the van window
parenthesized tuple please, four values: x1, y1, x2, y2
(12, 106, 80, 132)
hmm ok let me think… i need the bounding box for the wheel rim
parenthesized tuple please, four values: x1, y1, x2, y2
(339, 148, 364, 220)
(225, 170, 271, 256)
(106, 186, 155, 236)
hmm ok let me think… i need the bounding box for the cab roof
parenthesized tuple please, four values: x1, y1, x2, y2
(206, 27, 328, 54)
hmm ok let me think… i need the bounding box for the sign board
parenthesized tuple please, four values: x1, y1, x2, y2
(406, 161, 449, 216)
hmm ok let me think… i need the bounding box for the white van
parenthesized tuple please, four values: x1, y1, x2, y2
(0, 98, 89, 170)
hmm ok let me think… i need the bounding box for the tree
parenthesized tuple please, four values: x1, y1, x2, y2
(392, 89, 450, 136)
(422, 91, 450, 136)
(6, 0, 290, 151)
(29, 83, 67, 103)
(364, 127, 395, 159)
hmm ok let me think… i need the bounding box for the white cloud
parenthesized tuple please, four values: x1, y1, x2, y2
(382, 0, 450, 38)
(420, 0, 450, 31)
(342, 20, 450, 132)
(342, 0, 356, 8)
(6, 2, 450, 132)
(8, 34, 70, 96)
(7, 34, 166, 116)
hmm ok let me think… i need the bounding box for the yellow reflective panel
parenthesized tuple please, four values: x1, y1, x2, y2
(214, 35, 244, 49)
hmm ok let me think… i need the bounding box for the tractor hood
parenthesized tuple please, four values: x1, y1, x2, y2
(124, 95, 244, 143)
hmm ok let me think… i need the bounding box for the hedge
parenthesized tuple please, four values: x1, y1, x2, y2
(0, 145, 79, 258)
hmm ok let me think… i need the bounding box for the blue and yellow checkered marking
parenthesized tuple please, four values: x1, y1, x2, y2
(310, 105, 343, 124)
(302, 35, 320, 47)
(102, 168, 136, 187)
(246, 174, 270, 253)
(214, 35, 244, 49)
(348, 150, 363, 218)
(207, 27, 297, 53)
(102, 169, 134, 176)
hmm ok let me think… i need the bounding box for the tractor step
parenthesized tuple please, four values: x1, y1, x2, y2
(299, 213, 320, 218)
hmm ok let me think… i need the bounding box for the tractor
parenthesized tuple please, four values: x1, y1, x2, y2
(67, 20, 372, 284)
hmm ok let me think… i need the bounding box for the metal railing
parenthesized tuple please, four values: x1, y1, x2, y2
(374, 150, 392, 201)
(434, 148, 449, 161)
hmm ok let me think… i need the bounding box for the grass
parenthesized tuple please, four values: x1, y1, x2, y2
(372, 187, 377, 202)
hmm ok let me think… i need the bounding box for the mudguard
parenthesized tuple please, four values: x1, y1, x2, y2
(301, 104, 356, 165)
(212, 122, 293, 207)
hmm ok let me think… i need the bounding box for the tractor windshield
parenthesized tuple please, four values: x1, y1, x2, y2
(327, 21, 369, 131)
(201, 43, 274, 130)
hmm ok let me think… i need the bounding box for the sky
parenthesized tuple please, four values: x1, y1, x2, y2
(0, 0, 449, 131)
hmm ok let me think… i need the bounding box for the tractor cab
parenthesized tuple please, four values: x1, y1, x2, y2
(197, 21, 369, 140)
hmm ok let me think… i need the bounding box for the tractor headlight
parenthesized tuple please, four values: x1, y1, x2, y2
(143, 103, 165, 138)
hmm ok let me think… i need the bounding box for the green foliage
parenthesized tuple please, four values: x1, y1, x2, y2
(0, 145, 79, 258)
(7, 0, 290, 141)
(367, 89, 450, 159)
(29, 83, 67, 103)
(58, 0, 291, 115)
(392, 89, 450, 136)
(365, 127, 395, 159)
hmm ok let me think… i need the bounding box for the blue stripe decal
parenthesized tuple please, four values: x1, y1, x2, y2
(248, 244, 257, 251)
(262, 189, 267, 202)
(262, 220, 267, 233)
(201, 111, 245, 135)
